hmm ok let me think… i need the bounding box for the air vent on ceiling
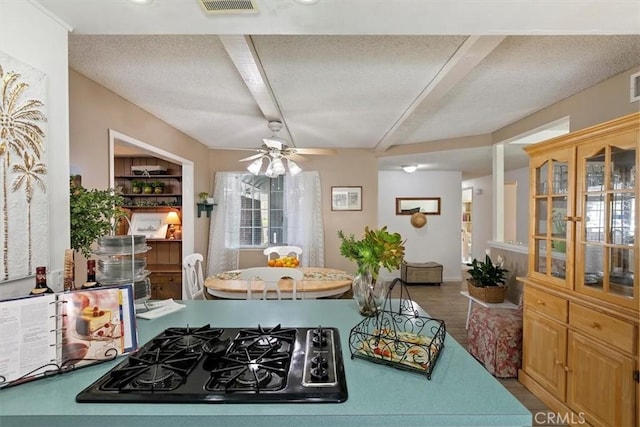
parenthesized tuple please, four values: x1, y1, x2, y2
(198, 0, 258, 14)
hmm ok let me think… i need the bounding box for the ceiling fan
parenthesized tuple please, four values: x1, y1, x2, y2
(239, 121, 336, 177)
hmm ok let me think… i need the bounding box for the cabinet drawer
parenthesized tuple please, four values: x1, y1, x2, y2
(525, 287, 567, 322)
(569, 303, 635, 353)
(151, 273, 180, 285)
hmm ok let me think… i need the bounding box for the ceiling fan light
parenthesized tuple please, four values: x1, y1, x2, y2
(247, 158, 264, 175)
(287, 159, 302, 176)
(402, 164, 418, 173)
(271, 158, 286, 176)
(264, 159, 277, 178)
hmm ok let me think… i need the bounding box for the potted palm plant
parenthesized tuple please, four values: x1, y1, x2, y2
(466, 254, 508, 303)
(338, 226, 405, 316)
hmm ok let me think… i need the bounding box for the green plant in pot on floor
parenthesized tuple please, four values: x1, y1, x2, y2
(338, 226, 405, 316)
(466, 254, 508, 303)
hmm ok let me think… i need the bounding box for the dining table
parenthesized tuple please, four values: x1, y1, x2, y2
(204, 267, 353, 299)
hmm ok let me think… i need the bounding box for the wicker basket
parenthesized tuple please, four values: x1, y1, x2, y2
(467, 280, 506, 303)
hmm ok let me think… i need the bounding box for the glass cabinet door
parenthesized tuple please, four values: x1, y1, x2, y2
(530, 149, 574, 288)
(575, 141, 637, 307)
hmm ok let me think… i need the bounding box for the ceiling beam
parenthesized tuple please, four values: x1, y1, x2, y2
(218, 34, 294, 143)
(374, 35, 507, 152)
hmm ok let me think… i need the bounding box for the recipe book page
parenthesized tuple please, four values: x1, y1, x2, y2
(58, 284, 138, 369)
(0, 293, 59, 385)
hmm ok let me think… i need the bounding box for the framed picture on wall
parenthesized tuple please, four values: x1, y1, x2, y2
(129, 212, 169, 239)
(331, 186, 362, 211)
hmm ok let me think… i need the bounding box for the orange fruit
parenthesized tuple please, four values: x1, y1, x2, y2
(267, 259, 276, 267)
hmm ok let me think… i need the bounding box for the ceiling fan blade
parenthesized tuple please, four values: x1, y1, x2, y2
(286, 153, 309, 163)
(292, 148, 337, 156)
(221, 147, 263, 152)
(239, 153, 265, 162)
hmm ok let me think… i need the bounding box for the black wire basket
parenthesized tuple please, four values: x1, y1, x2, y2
(348, 278, 446, 380)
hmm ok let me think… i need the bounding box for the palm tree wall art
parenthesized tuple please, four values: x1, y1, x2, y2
(0, 52, 48, 282)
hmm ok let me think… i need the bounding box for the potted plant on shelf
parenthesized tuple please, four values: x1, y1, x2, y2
(338, 226, 405, 316)
(131, 180, 143, 194)
(142, 181, 154, 194)
(466, 254, 509, 303)
(154, 181, 165, 194)
(198, 192, 209, 203)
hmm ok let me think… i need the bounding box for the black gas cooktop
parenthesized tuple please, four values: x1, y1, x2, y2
(76, 324, 348, 403)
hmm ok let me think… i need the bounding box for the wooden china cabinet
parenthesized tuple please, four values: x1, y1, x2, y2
(114, 155, 183, 300)
(519, 113, 639, 427)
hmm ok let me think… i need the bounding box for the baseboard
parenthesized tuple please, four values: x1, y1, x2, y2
(518, 370, 585, 425)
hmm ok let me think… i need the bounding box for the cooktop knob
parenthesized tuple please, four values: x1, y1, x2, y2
(310, 366, 329, 382)
(311, 355, 328, 369)
(311, 327, 327, 347)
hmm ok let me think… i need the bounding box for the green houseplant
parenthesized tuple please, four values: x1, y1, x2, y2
(131, 180, 143, 194)
(466, 254, 509, 303)
(154, 181, 165, 194)
(338, 226, 405, 315)
(69, 177, 126, 258)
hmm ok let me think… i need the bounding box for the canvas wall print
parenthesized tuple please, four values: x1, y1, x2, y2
(0, 52, 49, 282)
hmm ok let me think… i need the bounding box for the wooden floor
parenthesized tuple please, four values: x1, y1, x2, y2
(383, 278, 555, 425)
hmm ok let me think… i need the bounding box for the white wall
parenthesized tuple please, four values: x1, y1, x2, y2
(505, 166, 529, 244)
(0, 1, 70, 298)
(462, 175, 493, 261)
(379, 171, 462, 282)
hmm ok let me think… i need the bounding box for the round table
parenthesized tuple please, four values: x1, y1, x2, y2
(204, 267, 353, 299)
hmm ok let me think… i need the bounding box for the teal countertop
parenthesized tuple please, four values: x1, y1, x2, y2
(0, 300, 531, 427)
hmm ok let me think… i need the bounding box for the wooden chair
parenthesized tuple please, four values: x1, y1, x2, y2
(182, 253, 207, 300)
(239, 267, 304, 300)
(263, 246, 303, 261)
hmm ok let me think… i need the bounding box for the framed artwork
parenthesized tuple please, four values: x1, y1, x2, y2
(331, 186, 362, 211)
(395, 197, 441, 215)
(0, 51, 49, 282)
(129, 212, 169, 239)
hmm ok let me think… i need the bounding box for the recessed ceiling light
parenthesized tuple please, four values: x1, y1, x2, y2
(129, 0, 154, 5)
(402, 165, 418, 173)
(294, 0, 320, 5)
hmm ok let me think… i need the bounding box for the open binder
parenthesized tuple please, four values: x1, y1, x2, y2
(0, 284, 138, 389)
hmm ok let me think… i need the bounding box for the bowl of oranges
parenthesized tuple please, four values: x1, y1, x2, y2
(267, 256, 300, 268)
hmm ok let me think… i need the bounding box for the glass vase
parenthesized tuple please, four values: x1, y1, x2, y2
(352, 268, 388, 316)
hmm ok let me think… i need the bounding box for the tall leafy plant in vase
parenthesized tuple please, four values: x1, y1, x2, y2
(338, 226, 405, 316)
(69, 177, 126, 258)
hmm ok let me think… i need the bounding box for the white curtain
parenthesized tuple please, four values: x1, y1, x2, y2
(207, 171, 325, 273)
(284, 171, 325, 267)
(206, 172, 242, 276)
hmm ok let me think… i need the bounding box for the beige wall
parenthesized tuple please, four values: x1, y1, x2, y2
(494, 67, 640, 143)
(209, 148, 378, 273)
(69, 70, 212, 266)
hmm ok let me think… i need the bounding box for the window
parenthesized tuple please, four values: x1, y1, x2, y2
(238, 175, 285, 247)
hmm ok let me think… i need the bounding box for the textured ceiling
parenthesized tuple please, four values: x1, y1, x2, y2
(37, 0, 640, 178)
